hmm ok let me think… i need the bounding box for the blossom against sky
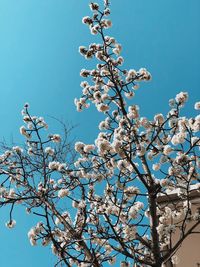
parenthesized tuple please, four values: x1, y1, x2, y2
(0, 0, 199, 266)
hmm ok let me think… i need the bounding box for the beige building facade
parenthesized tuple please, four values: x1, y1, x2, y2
(158, 187, 200, 267)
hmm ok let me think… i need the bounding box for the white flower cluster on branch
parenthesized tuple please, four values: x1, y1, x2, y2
(0, 1, 199, 267)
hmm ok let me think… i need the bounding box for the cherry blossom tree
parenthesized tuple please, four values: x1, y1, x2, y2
(0, 1, 200, 266)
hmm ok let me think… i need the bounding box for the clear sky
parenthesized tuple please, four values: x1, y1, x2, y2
(0, 0, 199, 266)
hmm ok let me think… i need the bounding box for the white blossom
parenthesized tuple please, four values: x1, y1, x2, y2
(48, 161, 60, 170)
(163, 145, 173, 155)
(45, 147, 55, 155)
(194, 101, 200, 110)
(171, 255, 180, 265)
(152, 163, 161, 171)
(89, 3, 99, 11)
(19, 126, 31, 139)
(12, 146, 23, 154)
(75, 142, 85, 153)
(58, 188, 70, 198)
(97, 103, 109, 112)
(175, 91, 188, 106)
(51, 134, 61, 143)
(5, 220, 16, 229)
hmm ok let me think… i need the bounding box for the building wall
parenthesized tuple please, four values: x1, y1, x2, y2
(165, 199, 200, 267)
(175, 228, 200, 267)
(158, 190, 200, 267)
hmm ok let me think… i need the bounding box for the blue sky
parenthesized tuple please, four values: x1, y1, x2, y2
(0, 0, 199, 266)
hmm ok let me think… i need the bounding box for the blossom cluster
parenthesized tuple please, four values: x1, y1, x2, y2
(71, 2, 200, 266)
(75, 2, 151, 114)
(0, 1, 199, 267)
